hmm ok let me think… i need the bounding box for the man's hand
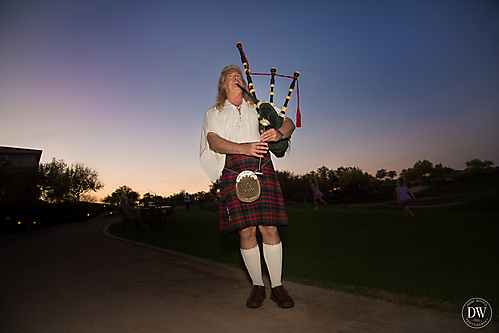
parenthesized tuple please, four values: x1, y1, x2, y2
(243, 141, 269, 158)
(260, 128, 282, 143)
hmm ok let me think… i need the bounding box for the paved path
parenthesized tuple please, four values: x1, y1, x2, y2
(1, 216, 497, 333)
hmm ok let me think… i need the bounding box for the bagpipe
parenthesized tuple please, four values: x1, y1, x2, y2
(235, 42, 301, 158)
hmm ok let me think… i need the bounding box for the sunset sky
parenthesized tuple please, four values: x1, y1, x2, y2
(1, 0, 498, 200)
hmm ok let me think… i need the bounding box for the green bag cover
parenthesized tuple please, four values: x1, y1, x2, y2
(257, 102, 290, 158)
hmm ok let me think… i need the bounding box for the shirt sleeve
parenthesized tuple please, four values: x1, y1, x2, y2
(199, 108, 226, 182)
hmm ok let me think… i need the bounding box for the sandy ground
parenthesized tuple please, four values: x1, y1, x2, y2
(1, 215, 497, 333)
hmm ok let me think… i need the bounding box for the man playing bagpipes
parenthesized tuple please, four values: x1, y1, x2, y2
(199, 64, 296, 308)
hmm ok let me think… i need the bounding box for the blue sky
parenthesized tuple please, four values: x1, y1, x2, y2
(1, 0, 498, 200)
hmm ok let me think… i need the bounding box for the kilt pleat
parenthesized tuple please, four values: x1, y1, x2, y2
(219, 153, 288, 233)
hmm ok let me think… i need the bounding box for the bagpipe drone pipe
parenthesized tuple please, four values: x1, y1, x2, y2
(235, 42, 301, 158)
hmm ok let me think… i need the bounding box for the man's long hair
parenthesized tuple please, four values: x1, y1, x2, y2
(215, 65, 253, 111)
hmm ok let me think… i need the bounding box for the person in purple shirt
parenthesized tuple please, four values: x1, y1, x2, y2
(396, 177, 416, 221)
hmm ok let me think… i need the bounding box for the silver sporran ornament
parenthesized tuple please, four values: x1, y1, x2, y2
(235, 170, 261, 203)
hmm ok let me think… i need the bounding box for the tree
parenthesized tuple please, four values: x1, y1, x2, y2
(102, 185, 139, 205)
(402, 160, 434, 182)
(39, 158, 70, 203)
(276, 170, 295, 201)
(433, 163, 454, 178)
(278, 170, 313, 202)
(67, 163, 104, 202)
(465, 159, 494, 173)
(140, 192, 169, 206)
(191, 191, 211, 210)
(387, 170, 397, 180)
(413, 160, 434, 180)
(140, 192, 155, 205)
(165, 190, 187, 207)
(303, 166, 339, 201)
(209, 179, 221, 195)
(80, 194, 98, 203)
(39, 159, 104, 203)
(336, 166, 373, 196)
(376, 169, 387, 180)
(316, 166, 337, 198)
(316, 166, 330, 181)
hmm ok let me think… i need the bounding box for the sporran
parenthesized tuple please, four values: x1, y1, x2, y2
(235, 170, 261, 203)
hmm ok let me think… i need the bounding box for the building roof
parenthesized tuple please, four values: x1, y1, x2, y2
(0, 146, 43, 167)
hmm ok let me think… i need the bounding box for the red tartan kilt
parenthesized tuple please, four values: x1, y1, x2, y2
(219, 153, 288, 233)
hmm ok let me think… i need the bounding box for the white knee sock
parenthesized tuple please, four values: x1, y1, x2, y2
(263, 242, 283, 288)
(240, 245, 264, 286)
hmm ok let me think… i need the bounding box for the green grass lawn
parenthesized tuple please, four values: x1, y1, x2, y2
(107, 174, 499, 315)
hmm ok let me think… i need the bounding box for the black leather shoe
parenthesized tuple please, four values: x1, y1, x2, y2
(271, 285, 294, 308)
(246, 285, 266, 308)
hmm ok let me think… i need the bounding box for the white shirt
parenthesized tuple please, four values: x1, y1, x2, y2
(200, 100, 260, 182)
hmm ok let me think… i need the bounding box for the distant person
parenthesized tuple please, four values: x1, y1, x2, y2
(310, 178, 327, 209)
(210, 188, 219, 210)
(120, 194, 149, 229)
(128, 196, 137, 207)
(184, 194, 191, 210)
(396, 177, 416, 221)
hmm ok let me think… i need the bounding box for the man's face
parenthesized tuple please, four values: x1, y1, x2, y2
(223, 68, 243, 95)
